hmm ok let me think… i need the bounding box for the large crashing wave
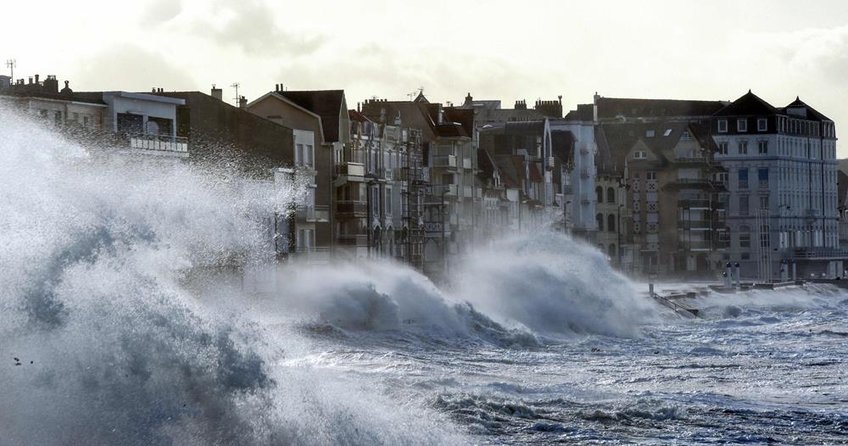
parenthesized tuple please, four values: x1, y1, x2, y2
(0, 109, 464, 445)
(453, 235, 660, 338)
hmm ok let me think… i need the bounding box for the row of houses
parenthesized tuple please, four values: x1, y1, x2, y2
(1, 71, 843, 282)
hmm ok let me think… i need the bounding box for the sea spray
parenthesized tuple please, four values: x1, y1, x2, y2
(452, 234, 662, 338)
(0, 108, 465, 445)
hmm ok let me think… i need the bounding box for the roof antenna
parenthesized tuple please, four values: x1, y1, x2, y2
(231, 82, 240, 107)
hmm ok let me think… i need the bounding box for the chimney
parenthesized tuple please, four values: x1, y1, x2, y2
(465, 92, 472, 105)
(239, 96, 247, 109)
(34, 74, 39, 84)
(60, 80, 73, 95)
(211, 84, 223, 100)
(515, 99, 527, 110)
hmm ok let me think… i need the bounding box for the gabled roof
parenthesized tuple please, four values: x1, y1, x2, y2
(277, 90, 345, 142)
(348, 109, 372, 123)
(779, 97, 833, 122)
(713, 90, 777, 117)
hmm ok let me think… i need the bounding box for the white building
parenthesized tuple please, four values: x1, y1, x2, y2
(712, 91, 841, 280)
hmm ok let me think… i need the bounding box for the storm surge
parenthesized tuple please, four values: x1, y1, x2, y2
(0, 110, 463, 445)
(0, 107, 663, 445)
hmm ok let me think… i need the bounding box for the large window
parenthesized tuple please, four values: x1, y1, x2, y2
(607, 187, 616, 203)
(738, 118, 748, 132)
(718, 119, 728, 133)
(757, 118, 768, 132)
(739, 225, 751, 248)
(596, 213, 604, 231)
(758, 140, 768, 154)
(739, 194, 749, 216)
(718, 142, 728, 155)
(608, 214, 616, 232)
(738, 140, 748, 155)
(596, 186, 604, 203)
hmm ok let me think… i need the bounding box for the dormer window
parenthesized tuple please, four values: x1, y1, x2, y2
(757, 118, 767, 132)
(681, 130, 691, 140)
(646, 130, 655, 138)
(738, 118, 748, 132)
(663, 128, 672, 137)
(634, 151, 647, 159)
(718, 119, 728, 133)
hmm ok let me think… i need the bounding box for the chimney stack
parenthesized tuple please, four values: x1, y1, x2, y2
(239, 96, 247, 109)
(34, 74, 40, 84)
(211, 84, 223, 100)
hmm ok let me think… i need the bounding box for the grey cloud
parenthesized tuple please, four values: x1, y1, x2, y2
(193, 0, 326, 57)
(71, 44, 196, 92)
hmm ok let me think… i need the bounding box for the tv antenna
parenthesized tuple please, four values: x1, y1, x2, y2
(231, 82, 240, 106)
(6, 59, 15, 79)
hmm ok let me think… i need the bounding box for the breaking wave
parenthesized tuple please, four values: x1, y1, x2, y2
(0, 109, 464, 445)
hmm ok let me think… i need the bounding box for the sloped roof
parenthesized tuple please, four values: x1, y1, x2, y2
(780, 96, 833, 122)
(713, 90, 777, 117)
(564, 103, 593, 122)
(277, 90, 345, 142)
(597, 97, 725, 120)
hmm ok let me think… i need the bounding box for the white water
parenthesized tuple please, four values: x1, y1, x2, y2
(1, 107, 846, 445)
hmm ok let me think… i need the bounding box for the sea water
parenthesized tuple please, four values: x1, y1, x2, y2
(1, 108, 846, 445)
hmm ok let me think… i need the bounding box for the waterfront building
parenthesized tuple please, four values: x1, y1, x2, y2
(712, 91, 842, 280)
(361, 94, 476, 279)
(246, 88, 348, 260)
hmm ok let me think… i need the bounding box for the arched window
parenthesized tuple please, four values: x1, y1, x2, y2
(608, 214, 616, 232)
(596, 186, 604, 203)
(596, 213, 604, 231)
(607, 187, 616, 204)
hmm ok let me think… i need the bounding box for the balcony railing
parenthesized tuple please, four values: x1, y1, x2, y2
(336, 200, 367, 216)
(128, 133, 188, 156)
(337, 234, 369, 246)
(336, 162, 365, 177)
(792, 247, 848, 259)
(296, 205, 329, 222)
(432, 155, 457, 168)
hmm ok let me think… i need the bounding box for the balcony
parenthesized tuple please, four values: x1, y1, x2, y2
(336, 200, 367, 218)
(792, 247, 848, 260)
(337, 234, 369, 247)
(296, 205, 329, 222)
(128, 133, 188, 157)
(432, 155, 457, 169)
(336, 162, 365, 178)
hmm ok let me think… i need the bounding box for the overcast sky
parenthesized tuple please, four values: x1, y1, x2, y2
(4, 0, 848, 153)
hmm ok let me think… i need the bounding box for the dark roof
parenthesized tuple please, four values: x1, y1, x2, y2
(596, 122, 698, 173)
(0, 87, 106, 105)
(713, 91, 777, 117)
(779, 97, 833, 122)
(348, 109, 372, 123)
(360, 97, 472, 141)
(277, 90, 345, 142)
(503, 120, 545, 135)
(564, 103, 593, 122)
(597, 97, 726, 120)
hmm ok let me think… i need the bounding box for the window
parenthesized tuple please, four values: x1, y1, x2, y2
(718, 119, 728, 133)
(54, 111, 62, 126)
(759, 225, 770, 248)
(663, 128, 672, 137)
(758, 168, 769, 185)
(646, 171, 657, 180)
(596, 213, 604, 231)
(738, 118, 748, 132)
(718, 142, 728, 155)
(738, 140, 748, 154)
(607, 187, 616, 203)
(646, 129, 655, 137)
(682, 130, 691, 140)
(596, 186, 604, 203)
(758, 118, 767, 132)
(608, 214, 616, 232)
(759, 195, 768, 210)
(758, 140, 768, 154)
(739, 194, 749, 216)
(740, 226, 751, 248)
(738, 168, 748, 189)
(634, 151, 647, 159)
(295, 144, 314, 167)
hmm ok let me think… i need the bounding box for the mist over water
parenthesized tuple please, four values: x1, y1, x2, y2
(2, 107, 846, 445)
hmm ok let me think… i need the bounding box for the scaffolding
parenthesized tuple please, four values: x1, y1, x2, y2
(402, 129, 426, 270)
